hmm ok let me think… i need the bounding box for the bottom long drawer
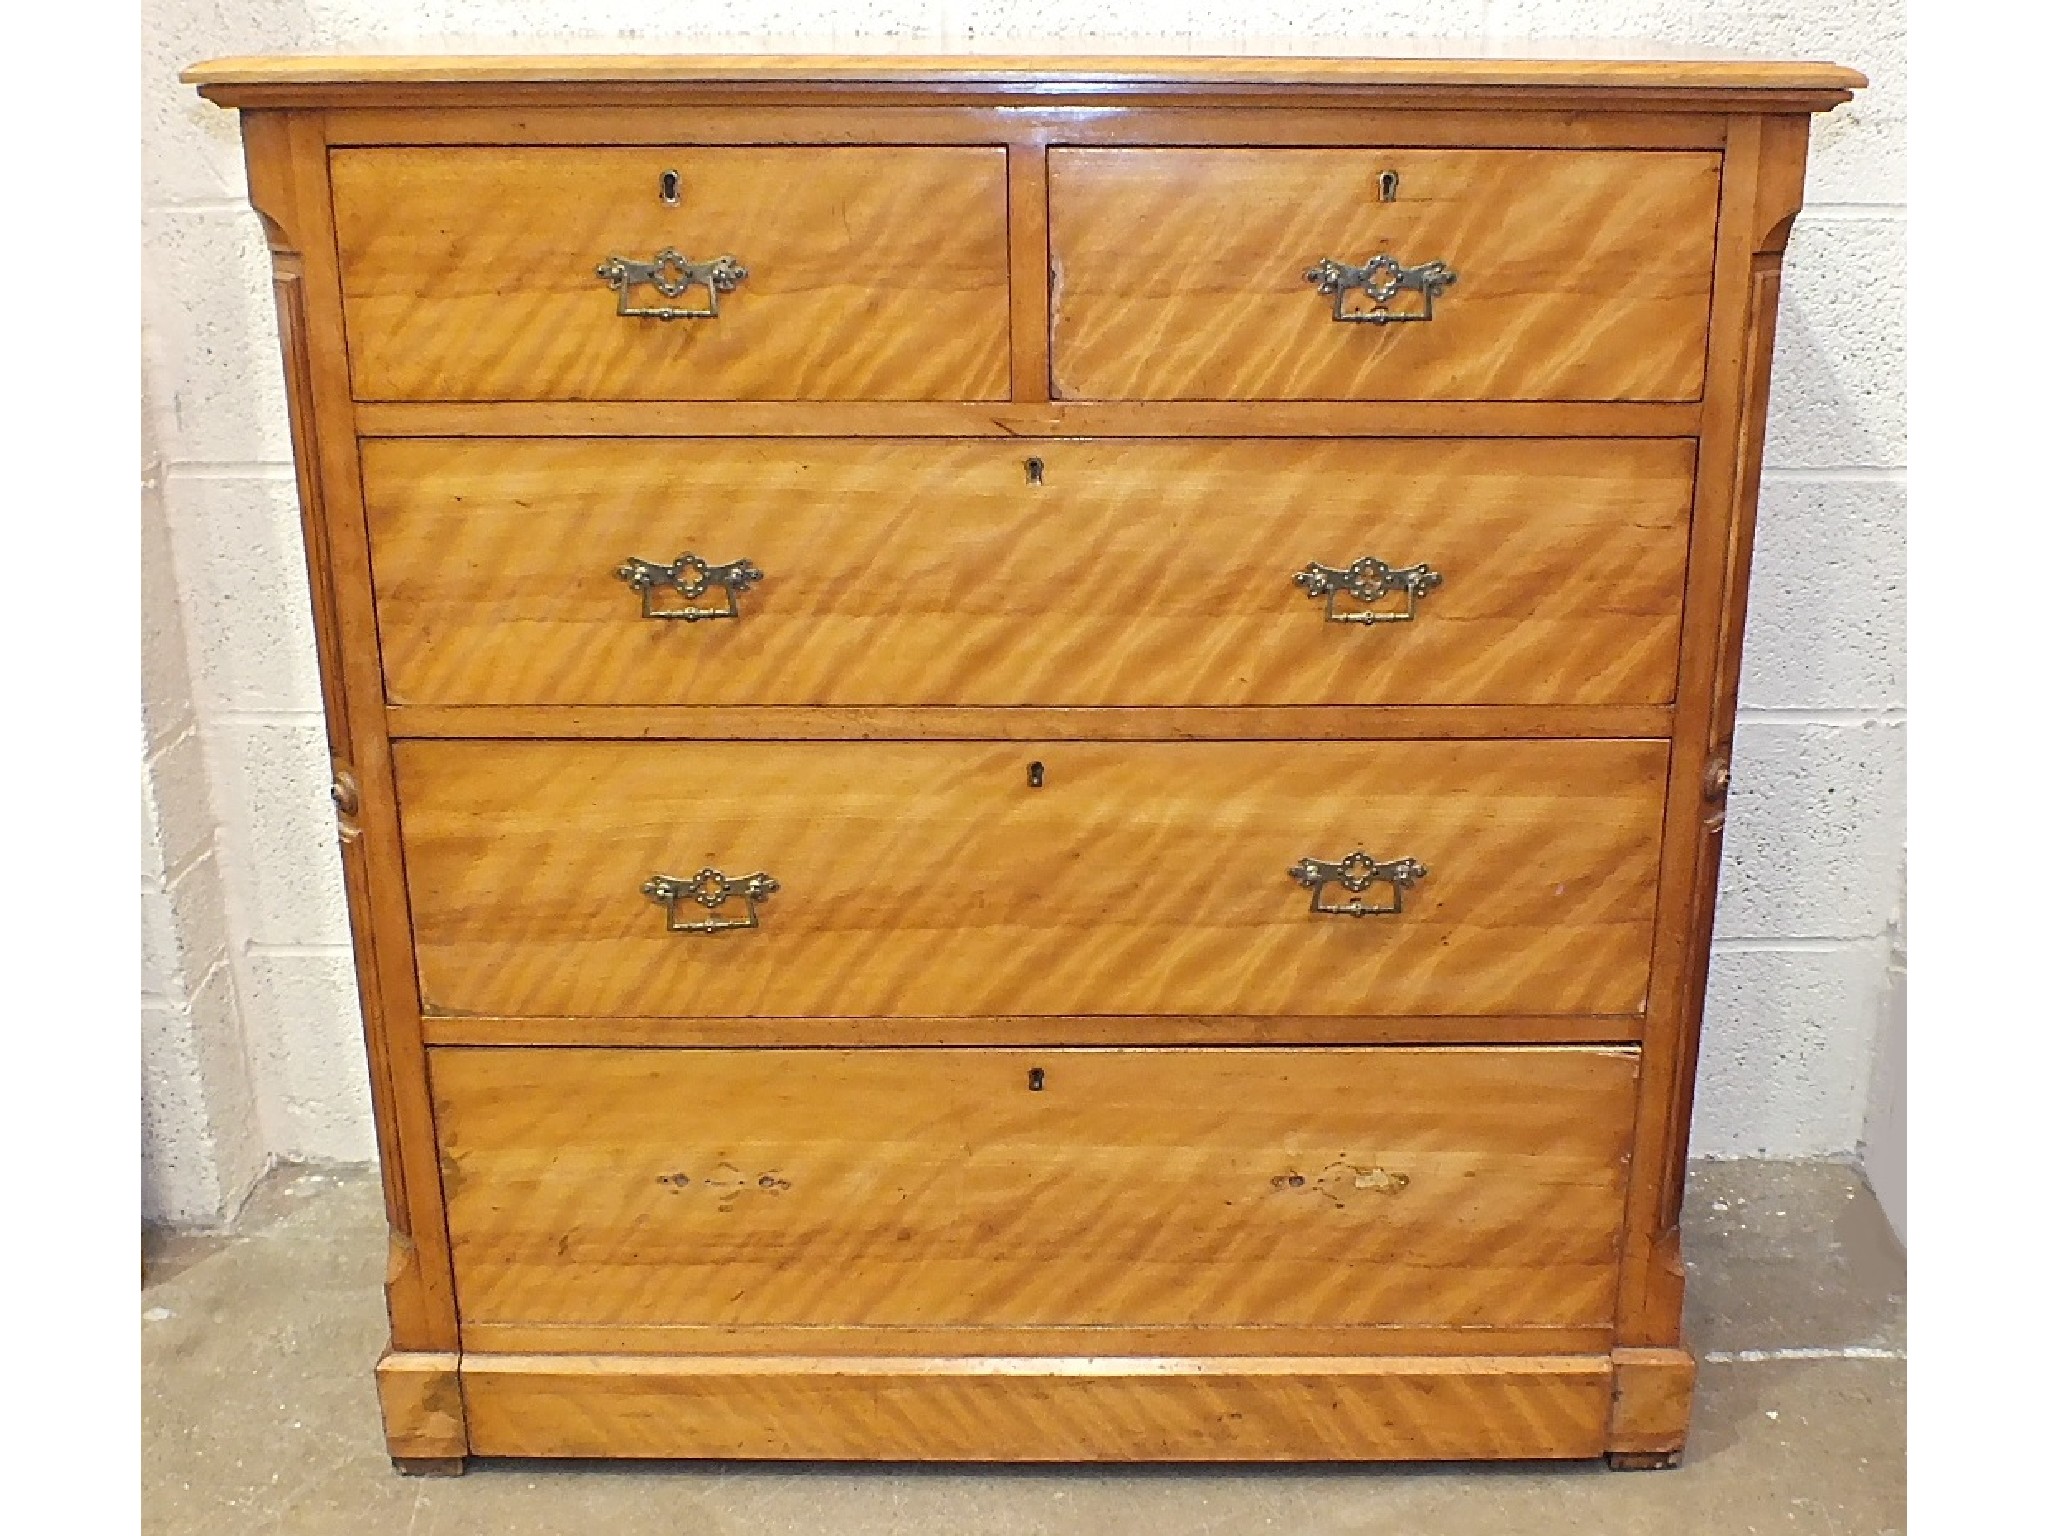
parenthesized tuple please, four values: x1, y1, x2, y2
(431, 1045, 1638, 1353)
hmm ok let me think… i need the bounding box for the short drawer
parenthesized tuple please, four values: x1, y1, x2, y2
(365, 437, 1694, 709)
(1049, 148, 1719, 401)
(432, 1045, 1638, 1347)
(395, 738, 1665, 1020)
(331, 146, 1011, 401)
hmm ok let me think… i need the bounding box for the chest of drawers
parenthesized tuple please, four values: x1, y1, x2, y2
(186, 50, 1861, 1472)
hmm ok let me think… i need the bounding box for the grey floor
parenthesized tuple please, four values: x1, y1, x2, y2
(142, 1161, 1904, 1535)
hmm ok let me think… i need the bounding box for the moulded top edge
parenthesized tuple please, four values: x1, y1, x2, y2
(180, 49, 1868, 105)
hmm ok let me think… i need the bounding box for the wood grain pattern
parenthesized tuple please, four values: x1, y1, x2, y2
(196, 57, 1859, 1469)
(364, 437, 1693, 709)
(418, 1011, 1643, 1049)
(185, 51, 1864, 122)
(432, 1045, 1636, 1336)
(354, 399, 1705, 437)
(332, 146, 1010, 402)
(320, 104, 1731, 151)
(1050, 148, 1720, 402)
(460, 1321, 1618, 1358)
(375, 1351, 467, 1460)
(1007, 133, 1052, 402)
(396, 738, 1668, 1020)
(460, 1352, 1615, 1461)
(200, 82, 1859, 117)
(1608, 1345, 1697, 1456)
(185, 50, 1869, 93)
(239, 112, 462, 1358)
(386, 703, 1674, 742)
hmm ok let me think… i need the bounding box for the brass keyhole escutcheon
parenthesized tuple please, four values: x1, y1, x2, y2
(659, 168, 681, 205)
(1027, 1067, 1046, 1091)
(1025, 456, 1045, 485)
(1378, 169, 1399, 201)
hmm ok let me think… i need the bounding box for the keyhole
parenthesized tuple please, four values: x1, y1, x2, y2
(660, 169, 681, 205)
(1027, 761, 1045, 788)
(1025, 456, 1045, 485)
(1027, 1067, 1046, 1091)
(1378, 169, 1399, 202)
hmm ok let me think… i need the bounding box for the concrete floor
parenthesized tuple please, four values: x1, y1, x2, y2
(143, 1161, 1904, 1535)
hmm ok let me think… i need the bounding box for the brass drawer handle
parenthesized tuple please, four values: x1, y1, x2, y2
(643, 868, 779, 935)
(616, 553, 763, 622)
(1290, 852, 1428, 917)
(596, 248, 748, 320)
(1294, 557, 1443, 625)
(1304, 254, 1457, 324)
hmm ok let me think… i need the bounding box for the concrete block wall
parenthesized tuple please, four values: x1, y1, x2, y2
(142, 376, 268, 1225)
(1860, 890, 1906, 1243)
(140, 1, 1905, 1184)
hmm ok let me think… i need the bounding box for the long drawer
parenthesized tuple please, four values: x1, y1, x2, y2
(432, 1045, 1638, 1348)
(395, 738, 1666, 1020)
(331, 146, 1012, 401)
(1049, 148, 1720, 402)
(365, 437, 1694, 709)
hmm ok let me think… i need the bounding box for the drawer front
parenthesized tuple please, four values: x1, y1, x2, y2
(1049, 148, 1719, 402)
(331, 147, 1011, 401)
(433, 1045, 1637, 1340)
(367, 437, 1693, 709)
(396, 739, 1665, 1020)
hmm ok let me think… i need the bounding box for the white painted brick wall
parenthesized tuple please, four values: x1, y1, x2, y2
(1861, 891, 1906, 1241)
(142, 385, 267, 1224)
(141, 0, 1906, 1174)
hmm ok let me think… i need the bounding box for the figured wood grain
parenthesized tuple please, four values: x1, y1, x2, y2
(459, 1322, 1617, 1357)
(1050, 148, 1719, 402)
(395, 738, 1667, 1020)
(364, 437, 1693, 709)
(319, 104, 1731, 150)
(195, 55, 1860, 1471)
(460, 1352, 1615, 1461)
(385, 703, 1674, 742)
(433, 1044, 1634, 1335)
(418, 1010, 1643, 1048)
(351, 398, 1706, 437)
(331, 146, 1010, 402)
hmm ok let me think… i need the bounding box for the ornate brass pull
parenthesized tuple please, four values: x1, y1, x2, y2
(1294, 557, 1443, 625)
(1290, 852, 1428, 917)
(1304, 254, 1457, 324)
(596, 248, 748, 319)
(643, 868, 779, 935)
(616, 553, 763, 622)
